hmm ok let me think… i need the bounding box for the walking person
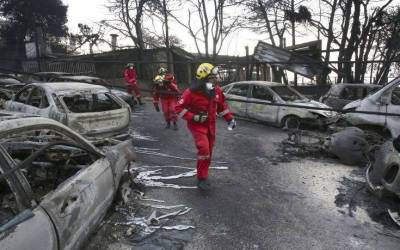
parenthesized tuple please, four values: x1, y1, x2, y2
(124, 63, 143, 105)
(153, 73, 180, 130)
(175, 63, 236, 190)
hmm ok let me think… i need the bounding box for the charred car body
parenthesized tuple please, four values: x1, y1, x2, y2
(223, 81, 338, 128)
(4, 82, 131, 139)
(0, 117, 136, 250)
(31, 72, 73, 82)
(320, 83, 381, 110)
(0, 74, 27, 105)
(343, 77, 400, 137)
(49, 75, 134, 107)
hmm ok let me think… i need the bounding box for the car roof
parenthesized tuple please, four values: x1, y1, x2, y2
(0, 111, 39, 122)
(229, 81, 284, 87)
(56, 75, 100, 81)
(32, 82, 109, 93)
(34, 72, 72, 76)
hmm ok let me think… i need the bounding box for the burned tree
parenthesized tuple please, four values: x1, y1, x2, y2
(237, 0, 312, 83)
(69, 23, 106, 54)
(171, 0, 239, 59)
(105, 0, 152, 51)
(311, 0, 396, 84)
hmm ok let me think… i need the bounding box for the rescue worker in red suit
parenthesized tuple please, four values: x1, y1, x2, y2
(153, 72, 180, 130)
(124, 63, 143, 105)
(175, 63, 236, 190)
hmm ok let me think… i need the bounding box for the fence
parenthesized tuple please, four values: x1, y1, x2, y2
(21, 60, 96, 75)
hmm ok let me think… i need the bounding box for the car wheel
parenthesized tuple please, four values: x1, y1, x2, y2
(281, 115, 301, 130)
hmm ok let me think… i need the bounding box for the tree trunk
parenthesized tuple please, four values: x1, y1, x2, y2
(321, 0, 339, 84)
(342, 0, 361, 83)
(337, 0, 353, 83)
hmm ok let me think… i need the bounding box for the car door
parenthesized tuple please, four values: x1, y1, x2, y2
(0, 146, 57, 250)
(386, 85, 400, 137)
(247, 84, 280, 124)
(224, 83, 250, 117)
(39, 148, 115, 250)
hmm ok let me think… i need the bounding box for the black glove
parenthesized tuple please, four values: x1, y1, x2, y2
(193, 113, 208, 123)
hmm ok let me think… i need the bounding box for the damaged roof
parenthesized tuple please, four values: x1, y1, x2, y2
(33, 82, 109, 93)
(55, 75, 101, 81)
(0, 111, 38, 121)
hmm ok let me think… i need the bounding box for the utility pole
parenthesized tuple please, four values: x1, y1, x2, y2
(291, 0, 297, 86)
(163, 0, 172, 72)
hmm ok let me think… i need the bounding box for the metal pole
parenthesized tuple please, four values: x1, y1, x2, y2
(291, 0, 297, 86)
(245, 46, 250, 80)
(163, 0, 171, 72)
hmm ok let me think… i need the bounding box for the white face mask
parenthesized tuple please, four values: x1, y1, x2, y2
(206, 82, 214, 90)
(129, 67, 133, 69)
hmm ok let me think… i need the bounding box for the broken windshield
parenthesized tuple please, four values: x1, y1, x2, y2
(62, 92, 122, 113)
(270, 86, 307, 102)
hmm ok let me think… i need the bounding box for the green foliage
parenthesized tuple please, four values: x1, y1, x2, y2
(0, 0, 68, 39)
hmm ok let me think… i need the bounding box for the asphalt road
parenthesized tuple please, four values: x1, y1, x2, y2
(87, 101, 400, 250)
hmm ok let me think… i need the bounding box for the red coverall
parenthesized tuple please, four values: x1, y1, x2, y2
(124, 68, 141, 98)
(153, 80, 180, 122)
(175, 86, 233, 180)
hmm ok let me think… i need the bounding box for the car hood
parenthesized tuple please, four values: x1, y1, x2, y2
(286, 100, 335, 117)
(343, 99, 362, 110)
(111, 89, 130, 98)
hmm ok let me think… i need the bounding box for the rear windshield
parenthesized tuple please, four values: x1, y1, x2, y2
(62, 92, 122, 113)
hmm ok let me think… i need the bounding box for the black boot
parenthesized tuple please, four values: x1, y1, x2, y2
(173, 122, 178, 131)
(138, 97, 144, 105)
(165, 122, 171, 129)
(197, 179, 211, 191)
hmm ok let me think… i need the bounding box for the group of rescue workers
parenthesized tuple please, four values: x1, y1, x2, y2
(123, 63, 236, 190)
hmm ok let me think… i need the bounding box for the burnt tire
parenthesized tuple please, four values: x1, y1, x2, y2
(281, 115, 301, 130)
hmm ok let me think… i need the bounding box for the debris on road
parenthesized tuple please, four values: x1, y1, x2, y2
(131, 164, 229, 189)
(366, 140, 400, 198)
(326, 127, 369, 166)
(279, 126, 385, 166)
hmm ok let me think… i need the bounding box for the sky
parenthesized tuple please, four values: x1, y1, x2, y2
(62, 0, 314, 56)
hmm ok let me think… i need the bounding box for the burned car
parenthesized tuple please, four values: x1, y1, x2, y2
(320, 83, 381, 109)
(343, 77, 400, 137)
(0, 117, 136, 250)
(31, 72, 73, 82)
(0, 74, 27, 105)
(223, 81, 338, 128)
(50, 75, 134, 106)
(4, 82, 131, 139)
(0, 74, 24, 86)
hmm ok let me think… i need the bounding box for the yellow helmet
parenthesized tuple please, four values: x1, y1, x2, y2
(154, 75, 163, 83)
(196, 63, 216, 80)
